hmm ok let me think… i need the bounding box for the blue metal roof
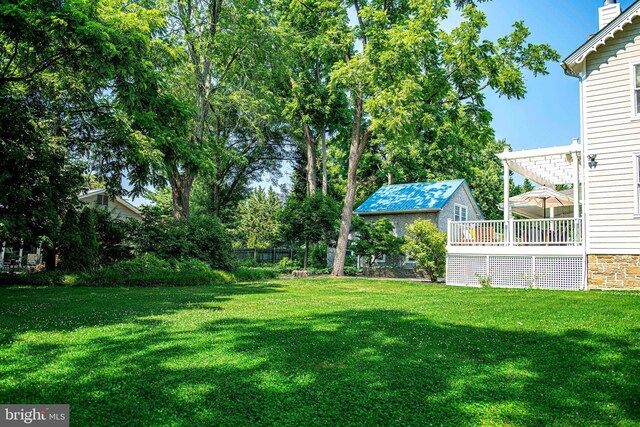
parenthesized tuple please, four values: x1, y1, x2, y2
(355, 179, 467, 214)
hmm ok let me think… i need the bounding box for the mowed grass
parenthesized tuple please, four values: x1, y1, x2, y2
(0, 279, 639, 426)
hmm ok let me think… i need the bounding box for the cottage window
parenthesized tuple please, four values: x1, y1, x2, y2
(454, 204, 468, 222)
(634, 65, 640, 116)
(96, 195, 109, 206)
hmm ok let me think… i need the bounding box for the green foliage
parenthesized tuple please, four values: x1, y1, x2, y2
(236, 187, 282, 248)
(92, 208, 135, 266)
(351, 217, 404, 267)
(402, 219, 447, 282)
(280, 193, 340, 245)
(343, 266, 362, 276)
(58, 210, 84, 272)
(78, 208, 99, 270)
(132, 214, 235, 270)
(309, 242, 329, 269)
(328, 0, 561, 272)
(0, 254, 279, 287)
(0, 272, 77, 287)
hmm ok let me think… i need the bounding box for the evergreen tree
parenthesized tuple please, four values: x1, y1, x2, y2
(59, 209, 83, 272)
(78, 208, 99, 270)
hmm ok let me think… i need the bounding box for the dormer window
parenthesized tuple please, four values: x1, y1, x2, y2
(96, 194, 109, 207)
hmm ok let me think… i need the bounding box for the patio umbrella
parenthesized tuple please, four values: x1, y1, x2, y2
(508, 187, 573, 219)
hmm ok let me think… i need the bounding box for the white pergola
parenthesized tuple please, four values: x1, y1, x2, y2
(497, 139, 582, 221)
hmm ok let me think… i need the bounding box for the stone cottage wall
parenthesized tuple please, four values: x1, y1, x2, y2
(436, 185, 482, 230)
(588, 255, 640, 289)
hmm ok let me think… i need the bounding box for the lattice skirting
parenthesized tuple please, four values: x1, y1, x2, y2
(446, 254, 585, 290)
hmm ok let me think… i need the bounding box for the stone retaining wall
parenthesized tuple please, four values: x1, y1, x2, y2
(363, 266, 431, 280)
(588, 254, 640, 289)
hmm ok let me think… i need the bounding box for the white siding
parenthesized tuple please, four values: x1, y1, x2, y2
(80, 195, 142, 221)
(584, 17, 640, 254)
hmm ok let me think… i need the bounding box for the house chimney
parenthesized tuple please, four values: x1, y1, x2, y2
(599, 0, 621, 30)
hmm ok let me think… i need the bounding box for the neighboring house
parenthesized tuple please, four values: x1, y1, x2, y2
(354, 179, 483, 267)
(447, 0, 640, 290)
(79, 189, 143, 221)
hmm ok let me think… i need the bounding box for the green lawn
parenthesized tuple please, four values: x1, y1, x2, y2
(0, 279, 639, 426)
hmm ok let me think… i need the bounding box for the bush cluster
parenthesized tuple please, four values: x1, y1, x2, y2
(0, 254, 279, 288)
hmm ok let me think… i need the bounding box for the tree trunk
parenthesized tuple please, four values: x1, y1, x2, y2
(304, 239, 309, 269)
(303, 123, 318, 195)
(321, 131, 328, 196)
(387, 172, 392, 185)
(332, 96, 369, 276)
(168, 171, 195, 222)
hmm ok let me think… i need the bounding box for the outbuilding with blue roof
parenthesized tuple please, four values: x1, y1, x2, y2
(353, 179, 483, 267)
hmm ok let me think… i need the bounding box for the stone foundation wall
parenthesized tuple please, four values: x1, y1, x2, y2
(588, 255, 640, 289)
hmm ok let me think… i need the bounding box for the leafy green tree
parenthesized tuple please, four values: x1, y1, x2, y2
(351, 217, 404, 267)
(402, 219, 447, 282)
(0, 0, 177, 245)
(280, 193, 340, 267)
(159, 0, 290, 221)
(330, 0, 560, 275)
(236, 187, 283, 248)
(278, 0, 351, 195)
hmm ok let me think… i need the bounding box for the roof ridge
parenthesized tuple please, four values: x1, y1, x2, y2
(562, 0, 640, 73)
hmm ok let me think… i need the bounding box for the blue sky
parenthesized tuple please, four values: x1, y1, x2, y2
(463, 0, 635, 152)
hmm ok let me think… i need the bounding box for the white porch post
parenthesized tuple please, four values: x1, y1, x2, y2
(18, 239, 23, 267)
(572, 140, 581, 245)
(503, 152, 511, 245)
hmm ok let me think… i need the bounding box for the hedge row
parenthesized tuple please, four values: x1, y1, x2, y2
(0, 267, 279, 288)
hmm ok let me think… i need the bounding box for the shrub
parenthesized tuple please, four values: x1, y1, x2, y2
(0, 272, 78, 287)
(232, 267, 279, 282)
(402, 219, 447, 282)
(132, 214, 234, 270)
(309, 242, 329, 269)
(351, 217, 404, 266)
(343, 267, 362, 276)
(274, 257, 300, 274)
(0, 256, 279, 288)
(93, 208, 135, 266)
(102, 253, 172, 275)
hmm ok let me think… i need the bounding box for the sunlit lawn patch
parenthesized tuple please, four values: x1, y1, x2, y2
(0, 279, 638, 426)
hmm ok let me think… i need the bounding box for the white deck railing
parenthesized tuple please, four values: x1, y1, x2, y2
(448, 218, 583, 247)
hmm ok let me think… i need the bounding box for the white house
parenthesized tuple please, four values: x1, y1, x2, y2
(79, 189, 143, 221)
(446, 0, 640, 290)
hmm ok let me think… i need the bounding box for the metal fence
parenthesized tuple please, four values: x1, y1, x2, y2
(233, 248, 295, 264)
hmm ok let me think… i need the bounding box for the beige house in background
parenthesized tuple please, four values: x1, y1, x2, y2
(79, 189, 143, 221)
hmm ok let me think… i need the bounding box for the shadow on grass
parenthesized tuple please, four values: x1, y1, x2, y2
(0, 282, 283, 343)
(1, 306, 638, 426)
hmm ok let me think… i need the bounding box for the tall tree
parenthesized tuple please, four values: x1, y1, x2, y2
(164, 0, 289, 221)
(330, 0, 559, 275)
(278, 0, 351, 196)
(1, 0, 169, 242)
(236, 187, 282, 248)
